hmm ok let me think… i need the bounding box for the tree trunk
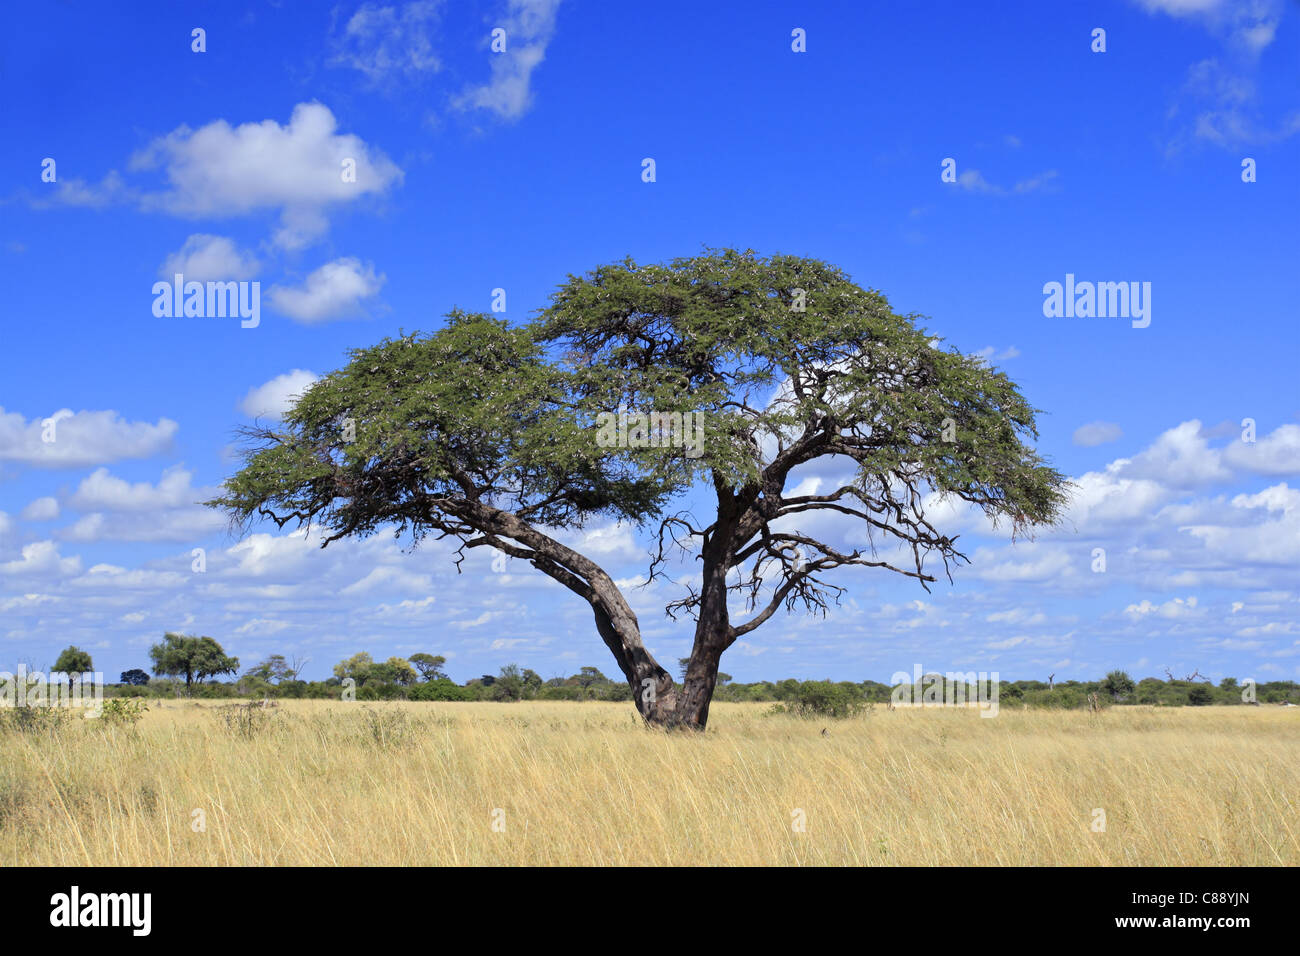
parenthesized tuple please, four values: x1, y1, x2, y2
(671, 544, 734, 730)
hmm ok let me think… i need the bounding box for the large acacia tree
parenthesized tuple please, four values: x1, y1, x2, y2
(209, 250, 1067, 730)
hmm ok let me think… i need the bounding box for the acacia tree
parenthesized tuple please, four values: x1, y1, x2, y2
(208, 250, 1067, 730)
(148, 632, 239, 691)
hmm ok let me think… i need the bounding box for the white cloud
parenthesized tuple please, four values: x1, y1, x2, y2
(1124, 595, 1202, 619)
(129, 102, 403, 250)
(59, 466, 225, 543)
(330, 2, 444, 83)
(160, 234, 260, 281)
(1223, 423, 1300, 475)
(1073, 421, 1123, 447)
(453, 0, 562, 120)
(239, 370, 320, 419)
(20, 497, 59, 521)
(972, 544, 1073, 583)
(70, 466, 205, 512)
(1118, 420, 1231, 486)
(1133, 0, 1282, 54)
(234, 618, 293, 636)
(955, 169, 1058, 195)
(0, 408, 177, 467)
(267, 258, 384, 322)
(0, 541, 81, 577)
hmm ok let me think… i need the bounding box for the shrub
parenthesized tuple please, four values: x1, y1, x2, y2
(99, 697, 148, 726)
(408, 679, 470, 702)
(0, 705, 69, 734)
(768, 680, 866, 719)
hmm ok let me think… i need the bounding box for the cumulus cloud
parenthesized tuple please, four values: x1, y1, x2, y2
(1118, 420, 1232, 486)
(1, 541, 81, 577)
(0, 408, 177, 467)
(239, 370, 320, 419)
(453, 0, 562, 120)
(267, 258, 384, 322)
(129, 102, 403, 249)
(1073, 421, 1123, 447)
(159, 234, 260, 281)
(20, 497, 59, 521)
(55, 466, 225, 543)
(1223, 423, 1300, 475)
(70, 466, 205, 512)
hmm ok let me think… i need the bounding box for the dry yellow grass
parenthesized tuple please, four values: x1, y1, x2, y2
(3, 700, 1295, 866)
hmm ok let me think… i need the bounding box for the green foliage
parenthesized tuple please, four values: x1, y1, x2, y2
(99, 697, 148, 726)
(408, 653, 447, 682)
(149, 633, 239, 690)
(119, 669, 151, 686)
(768, 680, 867, 719)
(0, 705, 68, 734)
(1102, 670, 1136, 702)
(53, 646, 93, 677)
(408, 679, 470, 701)
(1187, 685, 1214, 706)
(536, 248, 1070, 533)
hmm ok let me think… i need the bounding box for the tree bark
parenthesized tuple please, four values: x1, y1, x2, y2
(670, 538, 734, 730)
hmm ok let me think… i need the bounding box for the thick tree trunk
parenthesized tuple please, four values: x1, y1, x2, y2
(669, 543, 734, 730)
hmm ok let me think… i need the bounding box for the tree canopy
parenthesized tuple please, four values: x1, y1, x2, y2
(149, 633, 240, 691)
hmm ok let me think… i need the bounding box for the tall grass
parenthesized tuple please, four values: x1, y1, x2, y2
(2, 701, 1295, 865)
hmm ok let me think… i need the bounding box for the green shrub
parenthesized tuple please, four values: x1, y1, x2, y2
(767, 680, 866, 719)
(408, 679, 470, 701)
(99, 697, 149, 726)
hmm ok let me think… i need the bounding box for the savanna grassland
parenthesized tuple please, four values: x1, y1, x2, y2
(3, 701, 1295, 866)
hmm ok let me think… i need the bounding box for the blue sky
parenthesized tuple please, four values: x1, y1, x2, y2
(1, 0, 1297, 685)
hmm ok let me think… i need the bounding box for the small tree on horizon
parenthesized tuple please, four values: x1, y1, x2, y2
(1102, 669, 1135, 702)
(53, 646, 93, 682)
(148, 633, 239, 692)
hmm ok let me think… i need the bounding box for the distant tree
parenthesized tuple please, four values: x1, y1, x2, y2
(408, 653, 448, 682)
(495, 664, 526, 701)
(246, 653, 295, 684)
(53, 646, 93, 681)
(576, 666, 608, 690)
(148, 633, 239, 692)
(382, 657, 418, 686)
(120, 669, 151, 686)
(1101, 670, 1135, 702)
(333, 652, 375, 685)
(1219, 677, 1238, 693)
(1187, 685, 1214, 706)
